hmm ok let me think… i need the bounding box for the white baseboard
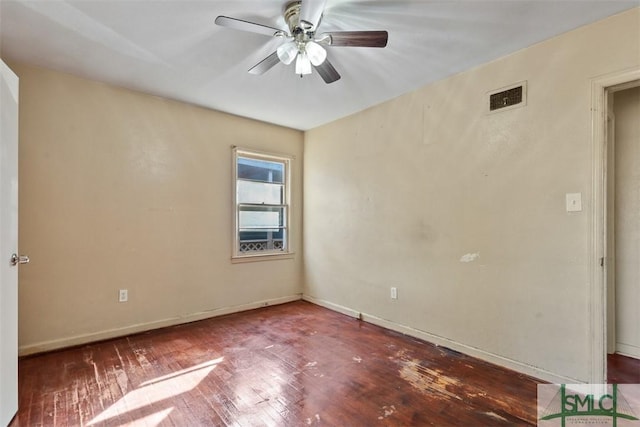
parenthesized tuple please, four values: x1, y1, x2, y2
(22, 292, 586, 384)
(19, 294, 302, 356)
(615, 343, 640, 360)
(303, 294, 580, 385)
(302, 294, 361, 319)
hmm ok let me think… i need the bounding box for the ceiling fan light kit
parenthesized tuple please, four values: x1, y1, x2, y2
(305, 41, 327, 66)
(215, 0, 388, 83)
(295, 51, 313, 75)
(277, 41, 297, 65)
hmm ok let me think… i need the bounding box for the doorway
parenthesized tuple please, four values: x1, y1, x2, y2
(590, 68, 640, 384)
(605, 80, 640, 381)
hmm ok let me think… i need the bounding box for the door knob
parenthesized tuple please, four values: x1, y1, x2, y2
(10, 253, 29, 266)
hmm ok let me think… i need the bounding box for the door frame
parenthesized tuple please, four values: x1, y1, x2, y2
(590, 67, 640, 384)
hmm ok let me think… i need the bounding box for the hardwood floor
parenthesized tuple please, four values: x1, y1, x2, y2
(10, 301, 543, 426)
(608, 353, 640, 384)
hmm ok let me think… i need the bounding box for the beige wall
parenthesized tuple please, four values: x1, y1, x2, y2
(13, 62, 304, 354)
(614, 86, 640, 359)
(304, 8, 640, 382)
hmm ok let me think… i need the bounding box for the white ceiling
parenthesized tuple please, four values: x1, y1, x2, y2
(1, 0, 637, 130)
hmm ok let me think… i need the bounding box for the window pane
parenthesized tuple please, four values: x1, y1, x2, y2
(239, 229, 286, 253)
(239, 206, 285, 229)
(237, 180, 283, 205)
(237, 157, 284, 183)
(239, 229, 284, 241)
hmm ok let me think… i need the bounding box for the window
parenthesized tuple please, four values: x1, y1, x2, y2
(232, 147, 292, 260)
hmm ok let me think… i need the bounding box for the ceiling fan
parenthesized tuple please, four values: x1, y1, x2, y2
(215, 0, 388, 84)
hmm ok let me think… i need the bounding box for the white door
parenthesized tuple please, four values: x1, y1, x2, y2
(0, 59, 20, 427)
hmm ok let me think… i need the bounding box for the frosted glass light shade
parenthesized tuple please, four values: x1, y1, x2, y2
(295, 52, 312, 75)
(305, 41, 326, 66)
(277, 41, 298, 65)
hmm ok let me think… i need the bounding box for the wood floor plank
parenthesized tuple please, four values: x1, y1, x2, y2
(11, 301, 550, 426)
(608, 353, 640, 384)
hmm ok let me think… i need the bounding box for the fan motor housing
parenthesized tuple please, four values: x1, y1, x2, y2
(284, 1, 302, 32)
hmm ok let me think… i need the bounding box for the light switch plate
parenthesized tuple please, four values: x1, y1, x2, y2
(566, 193, 582, 212)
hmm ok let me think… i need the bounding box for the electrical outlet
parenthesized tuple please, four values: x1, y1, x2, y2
(390, 287, 398, 300)
(119, 289, 128, 302)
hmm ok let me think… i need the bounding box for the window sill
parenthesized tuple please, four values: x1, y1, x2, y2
(231, 252, 296, 264)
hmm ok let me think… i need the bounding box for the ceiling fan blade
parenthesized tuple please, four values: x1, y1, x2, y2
(299, 0, 326, 29)
(248, 51, 281, 75)
(314, 59, 341, 84)
(215, 16, 285, 37)
(322, 31, 388, 47)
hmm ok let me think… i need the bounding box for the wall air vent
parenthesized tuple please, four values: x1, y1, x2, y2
(488, 81, 527, 113)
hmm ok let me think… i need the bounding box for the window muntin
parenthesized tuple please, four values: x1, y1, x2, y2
(233, 149, 291, 258)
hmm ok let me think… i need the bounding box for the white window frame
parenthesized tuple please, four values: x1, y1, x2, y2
(232, 146, 293, 262)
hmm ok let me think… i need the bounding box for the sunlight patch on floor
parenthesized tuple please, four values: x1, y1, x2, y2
(88, 357, 223, 426)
